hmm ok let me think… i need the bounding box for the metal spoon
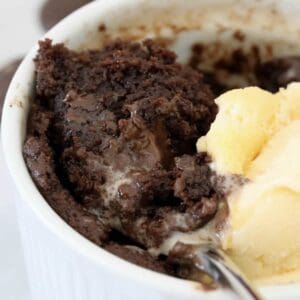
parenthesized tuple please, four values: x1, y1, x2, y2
(194, 244, 264, 300)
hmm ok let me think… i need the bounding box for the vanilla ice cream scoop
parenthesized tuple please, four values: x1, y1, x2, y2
(197, 87, 280, 175)
(225, 121, 300, 283)
(197, 83, 300, 283)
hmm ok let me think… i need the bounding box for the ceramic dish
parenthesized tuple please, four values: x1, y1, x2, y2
(2, 1, 300, 299)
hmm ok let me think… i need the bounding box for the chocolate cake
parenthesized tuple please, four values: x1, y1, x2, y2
(23, 38, 300, 281)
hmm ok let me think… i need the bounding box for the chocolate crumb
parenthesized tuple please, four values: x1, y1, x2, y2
(257, 57, 300, 92)
(98, 23, 107, 32)
(233, 30, 245, 42)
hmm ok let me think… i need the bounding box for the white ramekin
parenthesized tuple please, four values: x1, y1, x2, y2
(2, 1, 300, 299)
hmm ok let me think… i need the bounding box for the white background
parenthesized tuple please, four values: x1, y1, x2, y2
(1, 1, 67, 299)
(0, 1, 43, 69)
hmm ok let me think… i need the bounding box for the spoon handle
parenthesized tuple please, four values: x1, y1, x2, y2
(196, 247, 264, 300)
